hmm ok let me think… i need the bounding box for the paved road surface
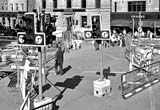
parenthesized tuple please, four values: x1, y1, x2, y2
(0, 42, 160, 110)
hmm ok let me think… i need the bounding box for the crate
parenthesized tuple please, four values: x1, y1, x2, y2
(93, 79, 110, 97)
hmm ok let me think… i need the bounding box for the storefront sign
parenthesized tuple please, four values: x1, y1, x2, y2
(131, 15, 145, 18)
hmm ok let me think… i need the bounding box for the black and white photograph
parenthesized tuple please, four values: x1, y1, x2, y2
(0, 0, 160, 110)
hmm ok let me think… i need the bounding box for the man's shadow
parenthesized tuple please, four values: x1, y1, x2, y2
(96, 67, 116, 79)
(52, 75, 84, 110)
(55, 75, 84, 89)
(61, 65, 72, 75)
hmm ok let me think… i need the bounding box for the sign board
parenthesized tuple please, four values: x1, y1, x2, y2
(84, 31, 92, 39)
(101, 30, 110, 39)
(17, 32, 46, 47)
(138, 27, 142, 33)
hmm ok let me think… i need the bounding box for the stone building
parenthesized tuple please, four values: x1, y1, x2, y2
(111, 0, 160, 33)
(112, 0, 160, 12)
(0, 0, 36, 28)
(35, 0, 111, 31)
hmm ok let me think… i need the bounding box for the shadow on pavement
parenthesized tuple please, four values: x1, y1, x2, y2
(53, 75, 84, 110)
(55, 75, 84, 89)
(52, 88, 67, 110)
(42, 83, 51, 93)
(61, 65, 72, 75)
(96, 67, 116, 79)
(31, 83, 51, 100)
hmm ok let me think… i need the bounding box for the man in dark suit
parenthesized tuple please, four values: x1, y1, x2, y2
(55, 41, 65, 75)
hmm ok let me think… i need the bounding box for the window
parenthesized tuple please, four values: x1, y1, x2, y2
(2, 6, 4, 10)
(67, 0, 72, 8)
(81, 16, 87, 27)
(95, 0, 101, 8)
(5, 3, 8, 10)
(53, 0, 57, 8)
(115, 2, 117, 12)
(16, 3, 18, 11)
(10, 4, 13, 11)
(21, 3, 24, 11)
(81, 0, 86, 8)
(2, 17, 5, 25)
(159, 0, 160, 11)
(128, 1, 146, 12)
(42, 0, 46, 9)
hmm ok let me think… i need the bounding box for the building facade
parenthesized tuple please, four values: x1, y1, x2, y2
(0, 0, 36, 28)
(35, 0, 111, 32)
(112, 0, 160, 12)
(111, 0, 160, 34)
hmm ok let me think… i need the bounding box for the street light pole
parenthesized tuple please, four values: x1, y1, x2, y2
(99, 41, 103, 80)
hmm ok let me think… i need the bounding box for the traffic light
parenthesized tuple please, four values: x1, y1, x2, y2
(66, 17, 72, 31)
(44, 13, 51, 24)
(42, 13, 57, 45)
(20, 13, 36, 44)
(22, 13, 36, 35)
(92, 15, 101, 38)
(17, 12, 46, 46)
(50, 15, 57, 23)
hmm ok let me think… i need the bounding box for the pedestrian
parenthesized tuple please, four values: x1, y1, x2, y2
(55, 41, 65, 75)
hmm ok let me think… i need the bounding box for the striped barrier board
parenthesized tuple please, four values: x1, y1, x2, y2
(121, 61, 160, 99)
(122, 78, 160, 99)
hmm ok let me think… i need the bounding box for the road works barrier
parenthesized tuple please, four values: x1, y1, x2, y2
(121, 61, 160, 99)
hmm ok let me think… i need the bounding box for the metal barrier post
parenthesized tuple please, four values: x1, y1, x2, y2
(38, 47, 43, 101)
(99, 41, 103, 80)
(42, 46, 46, 86)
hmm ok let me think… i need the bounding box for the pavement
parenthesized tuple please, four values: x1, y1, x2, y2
(0, 42, 160, 110)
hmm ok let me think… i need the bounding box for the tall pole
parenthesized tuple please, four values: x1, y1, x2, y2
(154, 21, 156, 35)
(16, 49, 20, 87)
(42, 47, 46, 86)
(132, 17, 135, 37)
(99, 41, 103, 80)
(38, 47, 43, 101)
(139, 11, 142, 27)
(26, 0, 29, 12)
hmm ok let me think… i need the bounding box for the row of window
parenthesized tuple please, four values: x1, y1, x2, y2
(42, 0, 101, 9)
(1, 3, 24, 11)
(114, 1, 146, 12)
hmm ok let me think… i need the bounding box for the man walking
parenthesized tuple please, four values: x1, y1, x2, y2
(55, 41, 65, 75)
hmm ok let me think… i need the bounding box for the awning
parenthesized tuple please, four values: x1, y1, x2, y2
(111, 19, 132, 27)
(0, 11, 26, 17)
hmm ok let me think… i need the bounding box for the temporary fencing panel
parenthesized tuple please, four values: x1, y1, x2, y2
(121, 61, 160, 99)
